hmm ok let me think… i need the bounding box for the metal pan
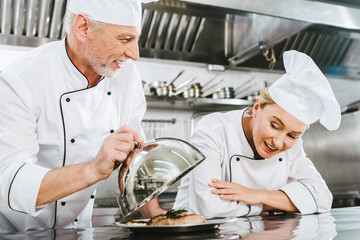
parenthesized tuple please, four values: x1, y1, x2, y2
(148, 70, 185, 97)
(166, 70, 185, 96)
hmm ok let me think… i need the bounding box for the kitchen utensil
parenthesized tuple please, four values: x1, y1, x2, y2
(149, 81, 168, 96)
(246, 91, 260, 101)
(181, 83, 202, 98)
(173, 77, 197, 96)
(116, 137, 205, 217)
(212, 87, 235, 99)
(201, 78, 225, 97)
(148, 70, 185, 97)
(193, 83, 202, 98)
(182, 85, 195, 98)
(166, 70, 185, 96)
(202, 88, 221, 98)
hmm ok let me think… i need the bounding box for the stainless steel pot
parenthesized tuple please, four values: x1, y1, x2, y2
(173, 77, 197, 97)
(166, 70, 184, 97)
(116, 137, 205, 217)
(149, 81, 168, 96)
(212, 87, 235, 99)
(148, 70, 185, 97)
(182, 83, 202, 98)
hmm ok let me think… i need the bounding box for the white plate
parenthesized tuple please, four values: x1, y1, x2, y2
(116, 218, 235, 234)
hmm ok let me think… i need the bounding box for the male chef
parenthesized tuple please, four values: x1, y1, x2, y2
(0, 0, 158, 232)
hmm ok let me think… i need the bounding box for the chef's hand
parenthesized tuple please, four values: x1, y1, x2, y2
(209, 179, 298, 212)
(88, 125, 144, 182)
(209, 179, 264, 205)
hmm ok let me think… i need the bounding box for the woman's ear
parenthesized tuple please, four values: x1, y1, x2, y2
(72, 14, 91, 42)
(252, 99, 260, 117)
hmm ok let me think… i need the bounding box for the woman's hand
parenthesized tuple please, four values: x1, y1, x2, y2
(208, 178, 266, 205)
(209, 179, 298, 212)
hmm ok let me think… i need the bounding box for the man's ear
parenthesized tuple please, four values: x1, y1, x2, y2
(72, 14, 91, 42)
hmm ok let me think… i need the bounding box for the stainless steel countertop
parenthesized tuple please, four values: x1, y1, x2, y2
(1, 207, 360, 239)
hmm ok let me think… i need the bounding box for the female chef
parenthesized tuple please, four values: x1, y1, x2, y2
(174, 50, 341, 217)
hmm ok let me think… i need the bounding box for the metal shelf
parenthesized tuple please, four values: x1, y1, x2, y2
(146, 95, 253, 111)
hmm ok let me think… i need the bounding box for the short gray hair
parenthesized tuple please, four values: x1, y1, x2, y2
(63, 10, 105, 35)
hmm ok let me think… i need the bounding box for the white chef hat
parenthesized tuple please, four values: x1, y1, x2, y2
(269, 50, 341, 131)
(67, 0, 158, 26)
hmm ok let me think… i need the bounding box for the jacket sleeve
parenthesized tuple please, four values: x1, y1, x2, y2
(0, 75, 51, 216)
(279, 139, 333, 214)
(186, 115, 251, 218)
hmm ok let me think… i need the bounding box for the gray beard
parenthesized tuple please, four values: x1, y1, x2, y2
(84, 45, 118, 79)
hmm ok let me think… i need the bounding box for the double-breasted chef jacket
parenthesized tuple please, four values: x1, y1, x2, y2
(0, 38, 146, 232)
(174, 109, 332, 218)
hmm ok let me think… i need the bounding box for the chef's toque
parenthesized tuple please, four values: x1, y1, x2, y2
(67, 0, 158, 26)
(269, 50, 341, 131)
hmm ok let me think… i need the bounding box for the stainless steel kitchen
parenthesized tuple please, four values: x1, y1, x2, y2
(1, 0, 360, 239)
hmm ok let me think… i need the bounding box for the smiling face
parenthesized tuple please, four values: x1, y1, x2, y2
(251, 102, 308, 159)
(83, 23, 141, 78)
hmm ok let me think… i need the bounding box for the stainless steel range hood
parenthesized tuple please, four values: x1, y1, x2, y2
(1, 0, 360, 78)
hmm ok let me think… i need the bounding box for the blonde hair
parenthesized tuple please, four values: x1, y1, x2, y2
(257, 88, 275, 108)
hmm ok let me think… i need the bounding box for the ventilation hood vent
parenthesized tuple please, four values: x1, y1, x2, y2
(0, 0, 360, 79)
(237, 25, 360, 79)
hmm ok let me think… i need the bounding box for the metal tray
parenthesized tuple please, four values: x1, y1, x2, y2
(116, 218, 235, 234)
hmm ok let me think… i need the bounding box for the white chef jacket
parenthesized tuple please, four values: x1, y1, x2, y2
(0, 38, 146, 232)
(174, 109, 332, 218)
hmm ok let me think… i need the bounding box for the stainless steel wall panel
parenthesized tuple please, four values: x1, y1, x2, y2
(302, 111, 360, 194)
(163, 13, 181, 50)
(174, 15, 191, 51)
(303, 33, 317, 56)
(334, 38, 351, 67)
(188, 17, 204, 52)
(25, 0, 38, 36)
(144, 10, 161, 49)
(13, 0, 25, 36)
(325, 37, 341, 66)
(309, 34, 323, 59)
(289, 33, 302, 52)
(315, 35, 332, 65)
(154, 11, 171, 49)
(337, 40, 357, 68)
(60, 11, 66, 38)
(49, 0, 65, 39)
(37, 0, 51, 38)
(139, 9, 153, 48)
(184, 16, 201, 52)
(297, 32, 309, 54)
(1, 0, 12, 34)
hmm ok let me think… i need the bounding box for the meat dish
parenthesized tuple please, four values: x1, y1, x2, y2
(126, 209, 206, 226)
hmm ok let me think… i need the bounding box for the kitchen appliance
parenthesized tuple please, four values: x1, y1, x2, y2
(2, 0, 359, 79)
(116, 137, 205, 217)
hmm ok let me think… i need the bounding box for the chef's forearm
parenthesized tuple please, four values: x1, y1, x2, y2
(36, 162, 98, 206)
(261, 190, 299, 213)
